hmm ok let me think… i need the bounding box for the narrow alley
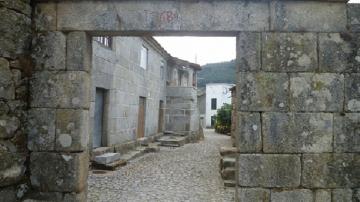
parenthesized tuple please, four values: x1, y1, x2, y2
(87, 130, 235, 202)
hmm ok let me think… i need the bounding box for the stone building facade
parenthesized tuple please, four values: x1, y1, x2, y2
(1, 0, 360, 201)
(91, 36, 168, 152)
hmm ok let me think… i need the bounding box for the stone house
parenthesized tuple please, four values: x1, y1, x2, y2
(205, 83, 235, 128)
(91, 36, 201, 153)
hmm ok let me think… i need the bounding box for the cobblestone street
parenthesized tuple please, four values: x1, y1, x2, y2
(88, 129, 235, 202)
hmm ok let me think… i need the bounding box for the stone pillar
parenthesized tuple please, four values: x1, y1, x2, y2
(29, 7, 92, 199)
(235, 1, 360, 201)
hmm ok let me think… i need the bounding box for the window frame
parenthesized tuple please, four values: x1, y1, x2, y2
(140, 45, 148, 69)
(211, 98, 217, 110)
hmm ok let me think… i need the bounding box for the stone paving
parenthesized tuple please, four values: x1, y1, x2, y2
(88, 129, 235, 202)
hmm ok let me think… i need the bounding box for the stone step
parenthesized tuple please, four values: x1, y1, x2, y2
(94, 153, 121, 165)
(144, 143, 160, 153)
(221, 157, 236, 169)
(121, 149, 144, 162)
(224, 180, 236, 187)
(91, 147, 113, 160)
(157, 136, 186, 147)
(163, 131, 184, 136)
(221, 168, 236, 180)
(219, 147, 238, 157)
(92, 159, 127, 171)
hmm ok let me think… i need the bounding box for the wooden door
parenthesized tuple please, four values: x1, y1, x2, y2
(158, 101, 164, 133)
(137, 97, 146, 138)
(93, 88, 105, 148)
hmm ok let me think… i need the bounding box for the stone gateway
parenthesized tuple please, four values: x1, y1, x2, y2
(0, 0, 359, 201)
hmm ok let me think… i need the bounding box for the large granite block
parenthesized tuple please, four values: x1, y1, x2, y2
(345, 74, 360, 112)
(302, 153, 360, 188)
(30, 71, 90, 109)
(237, 32, 261, 72)
(270, 0, 346, 32)
(32, 32, 66, 71)
(0, 152, 26, 187)
(238, 73, 289, 112)
(334, 113, 360, 152)
(348, 4, 360, 32)
(66, 32, 91, 72)
(30, 152, 88, 192)
(55, 109, 89, 152)
(0, 7, 31, 58)
(34, 3, 57, 31)
(237, 188, 270, 202)
(290, 73, 344, 112)
(262, 33, 317, 72)
(332, 189, 353, 202)
(262, 113, 333, 153)
(314, 189, 331, 202)
(319, 33, 360, 73)
(271, 189, 313, 202)
(27, 108, 56, 151)
(0, 58, 15, 100)
(238, 154, 301, 187)
(237, 112, 262, 152)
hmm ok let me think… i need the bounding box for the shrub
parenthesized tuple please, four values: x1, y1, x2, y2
(214, 103, 232, 134)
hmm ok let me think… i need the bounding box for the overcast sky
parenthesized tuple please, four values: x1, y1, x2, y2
(155, 0, 359, 66)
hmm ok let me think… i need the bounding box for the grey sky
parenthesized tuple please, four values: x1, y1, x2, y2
(155, 0, 359, 66)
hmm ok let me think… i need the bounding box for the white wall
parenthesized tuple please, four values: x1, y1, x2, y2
(205, 83, 235, 127)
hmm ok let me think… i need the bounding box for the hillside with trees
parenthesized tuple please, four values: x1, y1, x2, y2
(197, 60, 236, 87)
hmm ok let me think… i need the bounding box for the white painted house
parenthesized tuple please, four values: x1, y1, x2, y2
(205, 83, 235, 127)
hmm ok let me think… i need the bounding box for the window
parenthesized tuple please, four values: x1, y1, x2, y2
(140, 46, 148, 69)
(94, 36, 112, 48)
(211, 98, 217, 110)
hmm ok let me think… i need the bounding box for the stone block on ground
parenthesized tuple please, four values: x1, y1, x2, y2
(271, 189, 313, 202)
(237, 188, 270, 202)
(262, 32, 317, 72)
(238, 154, 301, 187)
(290, 73, 344, 111)
(262, 113, 333, 153)
(94, 153, 121, 165)
(92, 159, 127, 171)
(334, 113, 360, 152)
(30, 152, 88, 192)
(302, 153, 360, 188)
(237, 112, 262, 152)
(319, 33, 360, 73)
(238, 72, 289, 112)
(345, 74, 360, 112)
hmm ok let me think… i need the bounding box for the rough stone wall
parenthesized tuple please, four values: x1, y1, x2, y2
(230, 87, 237, 146)
(91, 37, 167, 149)
(0, 0, 32, 201)
(236, 3, 360, 201)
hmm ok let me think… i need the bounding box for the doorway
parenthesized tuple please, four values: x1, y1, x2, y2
(158, 100, 164, 133)
(137, 97, 146, 139)
(93, 88, 106, 148)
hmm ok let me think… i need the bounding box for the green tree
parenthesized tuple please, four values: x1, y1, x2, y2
(214, 103, 232, 134)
